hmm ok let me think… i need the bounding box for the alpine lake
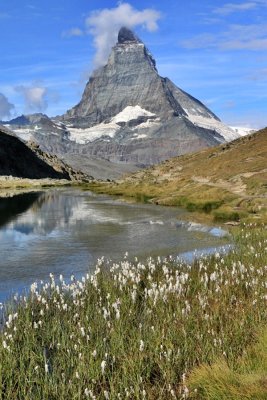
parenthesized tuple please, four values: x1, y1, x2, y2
(0, 188, 230, 303)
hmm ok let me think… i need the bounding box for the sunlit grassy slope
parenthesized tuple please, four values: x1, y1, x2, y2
(91, 128, 267, 223)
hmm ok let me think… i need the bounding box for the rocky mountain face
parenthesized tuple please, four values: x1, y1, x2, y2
(2, 27, 242, 179)
(0, 126, 90, 180)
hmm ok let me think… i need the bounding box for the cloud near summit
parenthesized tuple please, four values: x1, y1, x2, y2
(87, 3, 161, 67)
(66, 3, 161, 68)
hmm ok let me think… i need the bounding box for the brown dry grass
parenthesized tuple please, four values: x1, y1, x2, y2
(90, 128, 267, 223)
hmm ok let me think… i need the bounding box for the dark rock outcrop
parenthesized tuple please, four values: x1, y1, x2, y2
(118, 26, 141, 44)
(0, 126, 91, 180)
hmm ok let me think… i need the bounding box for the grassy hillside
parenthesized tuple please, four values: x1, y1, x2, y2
(91, 128, 267, 223)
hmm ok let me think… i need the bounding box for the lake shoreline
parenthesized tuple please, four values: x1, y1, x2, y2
(0, 178, 233, 230)
(0, 188, 229, 304)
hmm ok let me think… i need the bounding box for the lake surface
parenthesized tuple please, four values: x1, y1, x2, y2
(0, 189, 228, 303)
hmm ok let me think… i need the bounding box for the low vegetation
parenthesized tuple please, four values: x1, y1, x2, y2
(0, 177, 72, 190)
(91, 129, 267, 224)
(1, 225, 266, 399)
(188, 328, 267, 399)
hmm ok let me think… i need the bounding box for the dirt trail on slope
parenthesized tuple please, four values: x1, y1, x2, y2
(192, 176, 246, 196)
(191, 166, 267, 196)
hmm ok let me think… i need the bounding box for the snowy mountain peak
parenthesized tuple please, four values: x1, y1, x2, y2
(3, 27, 254, 179)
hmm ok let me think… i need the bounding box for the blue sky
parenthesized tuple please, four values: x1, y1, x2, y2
(1, 0, 267, 128)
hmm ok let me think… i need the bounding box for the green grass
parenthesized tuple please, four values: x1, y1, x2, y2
(187, 328, 267, 399)
(173, 197, 224, 213)
(0, 225, 267, 399)
(213, 209, 242, 222)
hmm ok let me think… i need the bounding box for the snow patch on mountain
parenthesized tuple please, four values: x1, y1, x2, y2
(132, 133, 148, 140)
(184, 112, 240, 142)
(136, 118, 161, 130)
(112, 105, 156, 123)
(68, 123, 119, 144)
(230, 126, 256, 137)
(68, 106, 158, 144)
(6, 125, 34, 142)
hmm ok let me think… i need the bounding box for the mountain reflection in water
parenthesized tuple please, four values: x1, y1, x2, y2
(0, 189, 229, 302)
(0, 192, 42, 228)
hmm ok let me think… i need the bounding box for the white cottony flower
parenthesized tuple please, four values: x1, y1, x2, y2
(103, 307, 109, 320)
(30, 282, 38, 293)
(139, 340, 144, 352)
(131, 290, 137, 303)
(101, 360, 106, 374)
(92, 349, 97, 358)
(104, 391, 109, 399)
(45, 363, 49, 374)
(182, 386, 189, 399)
(85, 388, 96, 399)
(80, 327, 85, 336)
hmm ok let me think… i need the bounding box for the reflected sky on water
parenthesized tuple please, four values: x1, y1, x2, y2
(0, 189, 229, 302)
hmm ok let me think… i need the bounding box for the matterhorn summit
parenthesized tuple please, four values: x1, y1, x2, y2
(5, 27, 240, 178)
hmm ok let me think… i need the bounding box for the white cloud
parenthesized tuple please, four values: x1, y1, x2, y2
(181, 23, 267, 51)
(62, 28, 84, 38)
(213, 2, 259, 15)
(222, 38, 267, 50)
(85, 2, 161, 67)
(181, 33, 216, 49)
(15, 83, 48, 112)
(224, 111, 267, 128)
(0, 93, 15, 119)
